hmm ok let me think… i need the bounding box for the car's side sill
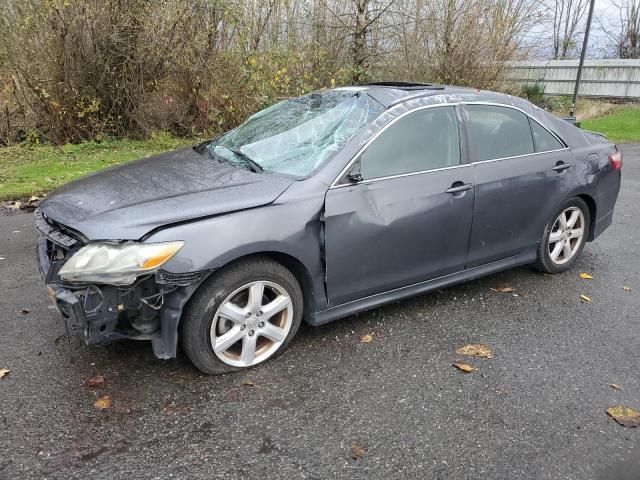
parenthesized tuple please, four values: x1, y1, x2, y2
(309, 249, 537, 326)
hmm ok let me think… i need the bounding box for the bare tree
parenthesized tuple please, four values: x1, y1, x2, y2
(0, 0, 541, 145)
(547, 0, 590, 59)
(382, 0, 538, 88)
(352, 0, 370, 75)
(611, 0, 640, 58)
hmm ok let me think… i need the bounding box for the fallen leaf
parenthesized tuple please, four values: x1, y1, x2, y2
(80, 446, 110, 462)
(490, 286, 515, 293)
(495, 385, 508, 396)
(162, 401, 190, 415)
(360, 333, 374, 343)
(606, 406, 640, 428)
(0, 368, 10, 379)
(610, 384, 623, 391)
(456, 344, 493, 359)
(167, 369, 195, 383)
(242, 380, 260, 388)
(350, 441, 367, 460)
(453, 362, 477, 373)
(94, 395, 112, 410)
(84, 375, 105, 389)
(579, 272, 594, 280)
(623, 286, 632, 292)
(580, 294, 591, 303)
(21, 308, 31, 315)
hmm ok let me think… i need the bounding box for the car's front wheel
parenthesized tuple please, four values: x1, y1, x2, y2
(535, 197, 590, 273)
(180, 257, 303, 374)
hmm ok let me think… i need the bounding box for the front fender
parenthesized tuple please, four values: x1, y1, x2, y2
(144, 195, 327, 311)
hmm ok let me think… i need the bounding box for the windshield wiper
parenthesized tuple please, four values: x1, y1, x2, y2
(193, 134, 222, 154)
(228, 147, 263, 173)
(208, 144, 264, 173)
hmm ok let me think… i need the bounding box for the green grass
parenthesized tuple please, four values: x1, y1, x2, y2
(0, 133, 194, 201)
(581, 106, 640, 143)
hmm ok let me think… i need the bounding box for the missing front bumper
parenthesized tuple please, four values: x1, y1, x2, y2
(47, 281, 163, 345)
(43, 272, 208, 356)
(35, 210, 208, 357)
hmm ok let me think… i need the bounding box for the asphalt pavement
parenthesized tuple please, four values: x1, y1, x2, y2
(1, 146, 639, 480)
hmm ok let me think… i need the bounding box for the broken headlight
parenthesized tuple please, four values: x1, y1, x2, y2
(58, 241, 184, 285)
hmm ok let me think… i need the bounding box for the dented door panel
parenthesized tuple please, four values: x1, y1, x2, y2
(324, 167, 475, 306)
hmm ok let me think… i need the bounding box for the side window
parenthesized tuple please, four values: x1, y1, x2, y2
(530, 119, 564, 152)
(356, 106, 460, 180)
(466, 105, 534, 161)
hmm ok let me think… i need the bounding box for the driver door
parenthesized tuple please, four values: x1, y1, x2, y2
(323, 106, 475, 306)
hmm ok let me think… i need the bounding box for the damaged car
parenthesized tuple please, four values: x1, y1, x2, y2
(36, 82, 622, 374)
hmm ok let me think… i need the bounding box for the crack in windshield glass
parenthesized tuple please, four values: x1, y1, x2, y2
(208, 91, 383, 177)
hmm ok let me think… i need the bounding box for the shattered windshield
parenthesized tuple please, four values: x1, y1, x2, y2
(209, 90, 383, 177)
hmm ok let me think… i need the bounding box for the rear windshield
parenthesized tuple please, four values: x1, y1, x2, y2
(210, 90, 383, 177)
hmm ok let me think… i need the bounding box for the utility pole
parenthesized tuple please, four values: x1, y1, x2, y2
(570, 0, 596, 118)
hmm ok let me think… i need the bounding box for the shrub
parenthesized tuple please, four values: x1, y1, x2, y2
(0, 0, 538, 145)
(521, 82, 546, 106)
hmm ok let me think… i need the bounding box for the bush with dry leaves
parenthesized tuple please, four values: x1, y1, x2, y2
(0, 0, 539, 146)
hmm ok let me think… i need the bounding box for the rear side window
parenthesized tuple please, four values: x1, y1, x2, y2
(357, 106, 460, 180)
(530, 119, 564, 152)
(466, 105, 534, 161)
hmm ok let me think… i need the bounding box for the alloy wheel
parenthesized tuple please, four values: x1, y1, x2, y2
(210, 281, 293, 367)
(548, 206, 585, 265)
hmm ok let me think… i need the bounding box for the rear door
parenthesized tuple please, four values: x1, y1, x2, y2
(323, 105, 475, 306)
(463, 104, 575, 267)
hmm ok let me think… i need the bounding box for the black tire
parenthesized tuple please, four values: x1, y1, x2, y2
(535, 197, 590, 274)
(180, 256, 303, 374)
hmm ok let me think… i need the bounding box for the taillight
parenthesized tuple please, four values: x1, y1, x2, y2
(609, 151, 623, 170)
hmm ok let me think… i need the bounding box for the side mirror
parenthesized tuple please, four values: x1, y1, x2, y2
(346, 160, 363, 183)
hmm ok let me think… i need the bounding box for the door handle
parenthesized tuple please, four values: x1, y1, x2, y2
(552, 162, 572, 172)
(445, 182, 473, 194)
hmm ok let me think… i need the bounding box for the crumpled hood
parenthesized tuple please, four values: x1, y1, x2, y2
(39, 147, 295, 240)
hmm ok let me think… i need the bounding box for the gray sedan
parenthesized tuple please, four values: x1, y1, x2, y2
(35, 82, 621, 374)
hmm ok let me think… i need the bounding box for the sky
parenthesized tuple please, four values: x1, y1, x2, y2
(523, 0, 630, 59)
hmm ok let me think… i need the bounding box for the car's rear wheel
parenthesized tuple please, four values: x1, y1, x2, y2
(535, 197, 590, 273)
(180, 257, 303, 374)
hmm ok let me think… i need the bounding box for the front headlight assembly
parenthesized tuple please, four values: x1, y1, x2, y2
(58, 241, 184, 285)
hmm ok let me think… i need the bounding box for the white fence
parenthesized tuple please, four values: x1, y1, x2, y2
(504, 59, 640, 98)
